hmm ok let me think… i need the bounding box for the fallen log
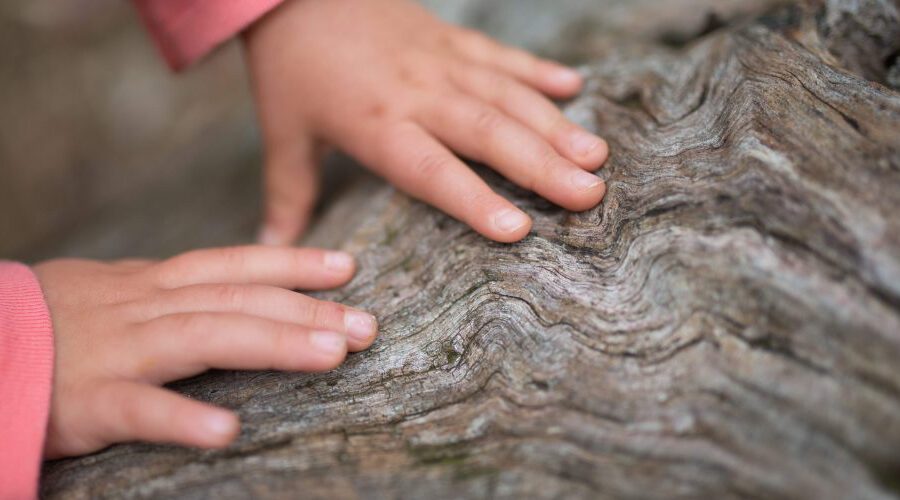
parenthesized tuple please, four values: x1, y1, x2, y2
(42, 0, 900, 498)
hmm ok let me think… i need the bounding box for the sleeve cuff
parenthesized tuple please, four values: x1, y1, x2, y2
(0, 262, 54, 499)
(133, 0, 285, 71)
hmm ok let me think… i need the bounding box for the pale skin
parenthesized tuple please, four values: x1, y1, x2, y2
(36, 0, 609, 458)
(36, 246, 376, 457)
(246, 0, 609, 245)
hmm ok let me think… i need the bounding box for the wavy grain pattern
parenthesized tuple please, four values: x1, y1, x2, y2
(42, 0, 900, 498)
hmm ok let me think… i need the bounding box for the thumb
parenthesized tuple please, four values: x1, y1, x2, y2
(258, 139, 322, 246)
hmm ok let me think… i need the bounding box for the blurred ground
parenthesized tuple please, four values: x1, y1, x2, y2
(0, 0, 258, 261)
(0, 0, 779, 263)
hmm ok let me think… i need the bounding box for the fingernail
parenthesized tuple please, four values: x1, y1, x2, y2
(324, 252, 354, 272)
(309, 330, 347, 354)
(204, 411, 237, 439)
(493, 209, 530, 233)
(344, 311, 377, 342)
(550, 66, 582, 86)
(257, 226, 282, 246)
(571, 170, 603, 191)
(570, 130, 603, 157)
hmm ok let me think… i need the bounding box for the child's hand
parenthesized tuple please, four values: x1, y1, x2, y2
(34, 246, 377, 458)
(244, 0, 609, 245)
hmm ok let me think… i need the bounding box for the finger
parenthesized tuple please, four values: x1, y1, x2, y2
(93, 380, 239, 449)
(154, 246, 356, 290)
(450, 29, 582, 98)
(111, 258, 156, 270)
(354, 122, 531, 243)
(134, 313, 348, 381)
(259, 138, 321, 246)
(417, 94, 606, 212)
(449, 65, 608, 170)
(135, 284, 377, 352)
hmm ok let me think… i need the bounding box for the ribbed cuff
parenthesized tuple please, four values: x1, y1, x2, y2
(133, 0, 285, 71)
(0, 262, 54, 500)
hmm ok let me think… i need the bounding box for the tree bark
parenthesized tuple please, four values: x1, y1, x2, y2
(41, 0, 900, 498)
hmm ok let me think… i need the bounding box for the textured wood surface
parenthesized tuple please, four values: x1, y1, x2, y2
(41, 0, 900, 498)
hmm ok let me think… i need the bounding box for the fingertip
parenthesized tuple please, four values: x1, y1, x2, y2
(344, 310, 378, 351)
(593, 138, 610, 168)
(324, 250, 355, 270)
(566, 129, 610, 170)
(308, 330, 349, 370)
(564, 175, 607, 212)
(323, 251, 357, 282)
(541, 63, 583, 97)
(488, 208, 532, 243)
(198, 409, 240, 448)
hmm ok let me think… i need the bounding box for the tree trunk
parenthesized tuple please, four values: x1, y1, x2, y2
(41, 0, 900, 498)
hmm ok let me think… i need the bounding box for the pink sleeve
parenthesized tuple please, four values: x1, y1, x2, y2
(133, 0, 285, 71)
(0, 262, 54, 499)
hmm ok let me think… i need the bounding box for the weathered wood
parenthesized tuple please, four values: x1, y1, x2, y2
(41, 0, 900, 498)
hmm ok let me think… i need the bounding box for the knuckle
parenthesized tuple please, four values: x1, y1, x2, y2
(107, 394, 136, 432)
(452, 28, 487, 51)
(412, 152, 450, 179)
(120, 396, 143, 432)
(371, 124, 398, 152)
(161, 313, 207, 339)
(471, 33, 497, 55)
(375, 121, 416, 157)
(396, 61, 437, 89)
(480, 72, 510, 103)
(467, 190, 502, 213)
(216, 247, 248, 272)
(270, 323, 299, 370)
(471, 107, 505, 137)
(96, 382, 140, 434)
(532, 151, 565, 190)
(312, 301, 345, 327)
(549, 114, 573, 138)
(213, 285, 245, 310)
(151, 256, 188, 288)
(538, 149, 565, 174)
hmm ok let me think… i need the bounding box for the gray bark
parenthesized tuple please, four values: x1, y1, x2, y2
(41, 0, 900, 498)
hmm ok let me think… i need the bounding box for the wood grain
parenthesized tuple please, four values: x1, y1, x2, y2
(42, 0, 900, 498)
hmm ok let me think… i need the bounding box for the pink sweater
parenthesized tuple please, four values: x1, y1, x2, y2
(1, 2, 282, 497)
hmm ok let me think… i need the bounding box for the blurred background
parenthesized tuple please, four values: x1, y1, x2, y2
(0, 0, 775, 263)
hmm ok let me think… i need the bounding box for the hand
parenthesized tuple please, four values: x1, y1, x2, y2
(34, 246, 377, 458)
(244, 0, 609, 245)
